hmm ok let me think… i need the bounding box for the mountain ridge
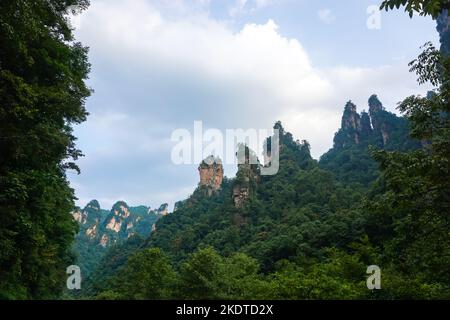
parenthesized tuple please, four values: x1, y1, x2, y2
(72, 199, 169, 276)
(77, 93, 445, 299)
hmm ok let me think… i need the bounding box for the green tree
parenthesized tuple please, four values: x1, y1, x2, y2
(0, 0, 91, 299)
(177, 247, 271, 299)
(267, 249, 367, 299)
(367, 0, 450, 296)
(380, 0, 450, 17)
(177, 247, 225, 299)
(107, 248, 176, 300)
(369, 43, 450, 290)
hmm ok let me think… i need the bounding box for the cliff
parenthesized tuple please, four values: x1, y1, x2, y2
(333, 94, 409, 149)
(72, 200, 163, 275)
(198, 155, 224, 195)
(320, 94, 421, 186)
(233, 144, 261, 208)
(334, 101, 363, 147)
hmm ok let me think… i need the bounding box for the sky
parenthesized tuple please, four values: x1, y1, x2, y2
(68, 0, 439, 211)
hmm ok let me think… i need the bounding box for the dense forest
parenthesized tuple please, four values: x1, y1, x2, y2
(1, 0, 450, 300)
(83, 95, 449, 299)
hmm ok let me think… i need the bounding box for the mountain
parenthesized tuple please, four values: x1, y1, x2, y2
(319, 95, 420, 186)
(145, 121, 358, 271)
(84, 117, 375, 298)
(72, 200, 166, 276)
(80, 95, 448, 299)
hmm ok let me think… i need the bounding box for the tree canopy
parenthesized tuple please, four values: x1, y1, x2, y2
(0, 0, 91, 299)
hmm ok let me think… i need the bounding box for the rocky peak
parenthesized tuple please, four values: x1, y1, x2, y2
(341, 101, 362, 144)
(333, 95, 397, 148)
(369, 94, 384, 115)
(236, 144, 260, 180)
(156, 203, 169, 216)
(86, 199, 100, 211)
(73, 199, 104, 227)
(198, 155, 223, 195)
(72, 207, 87, 224)
(111, 201, 131, 218)
(334, 101, 363, 148)
(368, 95, 392, 145)
(233, 144, 260, 208)
(341, 101, 361, 131)
(360, 110, 373, 141)
(104, 201, 131, 234)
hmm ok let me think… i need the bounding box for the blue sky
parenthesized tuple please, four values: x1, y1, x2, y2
(68, 0, 439, 210)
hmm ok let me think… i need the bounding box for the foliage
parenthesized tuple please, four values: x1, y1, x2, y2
(368, 41, 450, 293)
(92, 44, 450, 297)
(0, 0, 91, 299)
(380, 0, 450, 18)
(107, 248, 176, 300)
(79, 235, 147, 298)
(78, 0, 450, 301)
(92, 72, 450, 298)
(3, 0, 450, 301)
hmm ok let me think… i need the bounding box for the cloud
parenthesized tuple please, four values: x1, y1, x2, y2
(318, 8, 336, 24)
(229, 0, 274, 16)
(69, 0, 431, 209)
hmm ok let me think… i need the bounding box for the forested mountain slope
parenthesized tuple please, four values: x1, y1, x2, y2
(85, 93, 449, 299)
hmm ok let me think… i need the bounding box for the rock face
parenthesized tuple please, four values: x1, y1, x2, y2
(155, 203, 169, 216)
(100, 234, 109, 248)
(73, 200, 163, 272)
(339, 101, 362, 145)
(72, 199, 102, 226)
(360, 111, 372, 141)
(369, 95, 391, 145)
(85, 224, 97, 238)
(333, 94, 401, 148)
(99, 201, 167, 246)
(341, 102, 361, 131)
(198, 155, 223, 195)
(233, 185, 250, 208)
(73, 210, 87, 224)
(146, 204, 170, 232)
(368, 94, 383, 130)
(321, 95, 422, 186)
(232, 144, 260, 208)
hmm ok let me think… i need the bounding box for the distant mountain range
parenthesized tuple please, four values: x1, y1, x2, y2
(72, 200, 169, 276)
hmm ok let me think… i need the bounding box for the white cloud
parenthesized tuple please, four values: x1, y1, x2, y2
(70, 0, 431, 208)
(318, 8, 335, 24)
(229, 0, 273, 16)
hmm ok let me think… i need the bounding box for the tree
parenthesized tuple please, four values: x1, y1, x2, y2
(368, 0, 450, 294)
(0, 0, 91, 299)
(270, 252, 367, 300)
(177, 247, 269, 299)
(177, 247, 225, 299)
(109, 248, 176, 300)
(380, 0, 450, 18)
